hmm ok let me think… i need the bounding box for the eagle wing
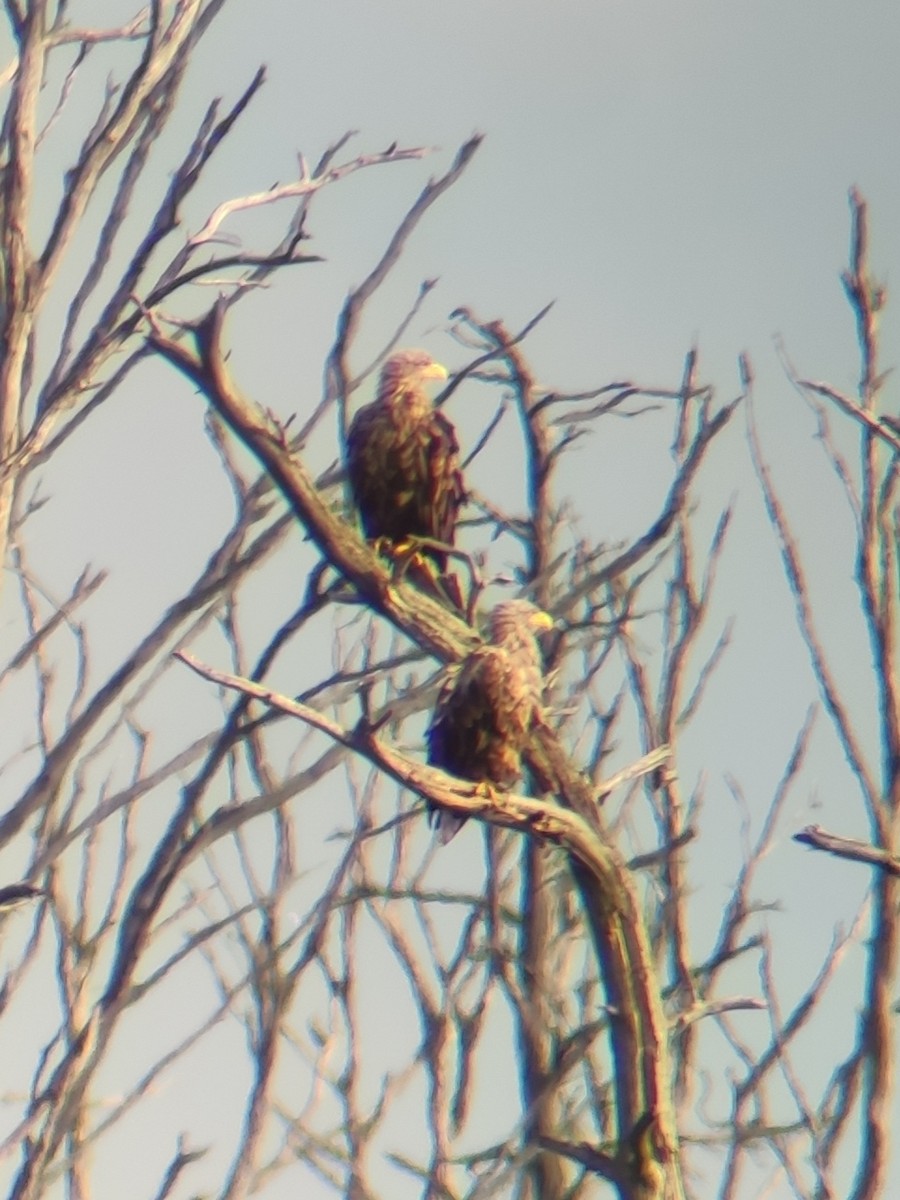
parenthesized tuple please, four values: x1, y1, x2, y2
(347, 402, 463, 563)
(427, 643, 542, 842)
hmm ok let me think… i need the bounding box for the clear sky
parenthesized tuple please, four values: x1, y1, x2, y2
(2, 1, 899, 1196)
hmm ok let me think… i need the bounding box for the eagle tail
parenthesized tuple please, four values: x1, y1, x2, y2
(431, 808, 468, 845)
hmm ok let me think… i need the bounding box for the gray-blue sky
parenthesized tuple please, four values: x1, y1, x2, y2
(213, 0, 900, 377)
(3, 1, 899, 1196)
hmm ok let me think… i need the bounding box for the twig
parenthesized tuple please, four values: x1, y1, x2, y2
(794, 824, 900, 877)
(190, 144, 433, 245)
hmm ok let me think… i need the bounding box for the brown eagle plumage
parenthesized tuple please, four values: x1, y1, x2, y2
(426, 599, 553, 843)
(347, 350, 464, 598)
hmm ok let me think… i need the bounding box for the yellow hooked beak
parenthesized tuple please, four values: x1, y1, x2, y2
(420, 361, 448, 383)
(530, 610, 555, 632)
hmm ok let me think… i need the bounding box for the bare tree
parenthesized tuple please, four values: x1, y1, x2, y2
(0, 5, 896, 1200)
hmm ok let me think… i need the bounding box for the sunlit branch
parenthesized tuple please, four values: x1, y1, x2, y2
(192, 142, 431, 246)
(176, 649, 611, 863)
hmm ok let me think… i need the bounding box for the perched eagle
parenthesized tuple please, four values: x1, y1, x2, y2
(347, 350, 464, 605)
(426, 599, 553, 843)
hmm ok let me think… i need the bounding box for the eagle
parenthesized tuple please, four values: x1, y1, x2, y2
(347, 350, 464, 606)
(426, 599, 554, 843)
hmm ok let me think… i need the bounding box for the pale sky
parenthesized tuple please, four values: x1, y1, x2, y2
(2, 1, 900, 1196)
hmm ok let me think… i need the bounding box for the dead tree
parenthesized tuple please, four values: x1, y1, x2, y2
(0, 6, 894, 1200)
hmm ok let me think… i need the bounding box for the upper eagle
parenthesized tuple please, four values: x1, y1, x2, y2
(426, 599, 553, 843)
(347, 350, 464, 592)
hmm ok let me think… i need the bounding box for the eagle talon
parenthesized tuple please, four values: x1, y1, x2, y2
(473, 780, 501, 805)
(388, 542, 430, 580)
(371, 536, 397, 561)
(390, 538, 417, 561)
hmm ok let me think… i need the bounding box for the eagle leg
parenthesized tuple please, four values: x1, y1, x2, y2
(384, 538, 464, 612)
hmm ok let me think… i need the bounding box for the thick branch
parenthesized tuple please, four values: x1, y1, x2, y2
(176, 650, 609, 865)
(151, 305, 684, 1197)
(149, 302, 479, 663)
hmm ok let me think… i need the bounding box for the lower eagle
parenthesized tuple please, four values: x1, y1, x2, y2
(426, 599, 553, 843)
